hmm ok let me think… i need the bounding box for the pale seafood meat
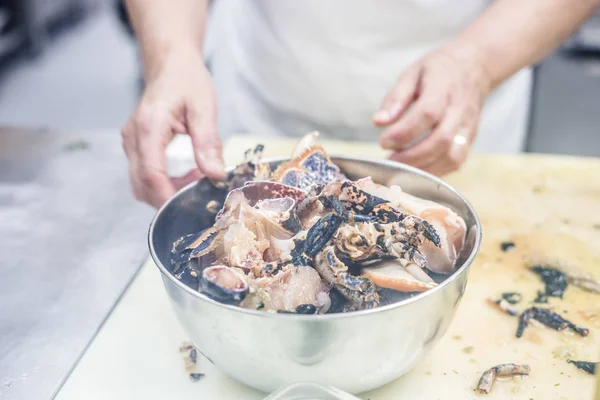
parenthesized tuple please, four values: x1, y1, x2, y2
(220, 222, 268, 270)
(355, 178, 466, 274)
(363, 260, 437, 293)
(475, 364, 530, 394)
(170, 131, 468, 313)
(242, 266, 331, 313)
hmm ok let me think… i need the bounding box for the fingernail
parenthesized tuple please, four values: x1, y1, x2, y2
(205, 149, 226, 178)
(215, 159, 226, 178)
(373, 109, 391, 124)
(389, 102, 404, 118)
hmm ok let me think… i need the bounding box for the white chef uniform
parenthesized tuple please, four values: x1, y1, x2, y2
(205, 0, 532, 154)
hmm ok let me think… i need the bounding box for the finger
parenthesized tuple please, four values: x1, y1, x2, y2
(121, 117, 137, 159)
(372, 66, 421, 126)
(186, 102, 226, 180)
(134, 109, 177, 207)
(380, 71, 450, 150)
(380, 96, 446, 151)
(171, 168, 204, 191)
(128, 160, 145, 201)
(122, 118, 145, 201)
(422, 125, 474, 176)
(388, 106, 462, 168)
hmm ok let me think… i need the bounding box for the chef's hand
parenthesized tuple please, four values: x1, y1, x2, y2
(373, 44, 491, 176)
(121, 51, 225, 208)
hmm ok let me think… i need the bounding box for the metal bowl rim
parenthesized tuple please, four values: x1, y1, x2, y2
(148, 154, 482, 320)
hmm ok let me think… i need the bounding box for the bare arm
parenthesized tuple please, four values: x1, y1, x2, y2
(376, 0, 600, 175)
(124, 0, 209, 81)
(122, 0, 224, 208)
(450, 0, 600, 93)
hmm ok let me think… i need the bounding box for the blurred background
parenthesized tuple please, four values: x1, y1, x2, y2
(0, 0, 598, 155)
(0, 0, 137, 131)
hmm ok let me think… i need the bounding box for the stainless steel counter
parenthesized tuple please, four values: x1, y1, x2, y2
(0, 127, 154, 400)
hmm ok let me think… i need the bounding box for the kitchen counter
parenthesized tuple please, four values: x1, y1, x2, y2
(0, 126, 154, 400)
(54, 135, 600, 400)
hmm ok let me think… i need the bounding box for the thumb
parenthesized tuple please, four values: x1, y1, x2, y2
(186, 104, 226, 180)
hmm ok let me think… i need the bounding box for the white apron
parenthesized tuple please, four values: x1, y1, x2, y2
(206, 0, 532, 153)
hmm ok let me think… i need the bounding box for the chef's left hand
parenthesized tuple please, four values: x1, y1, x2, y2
(373, 44, 491, 176)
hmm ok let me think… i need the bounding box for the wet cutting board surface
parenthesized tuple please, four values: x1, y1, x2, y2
(56, 136, 600, 400)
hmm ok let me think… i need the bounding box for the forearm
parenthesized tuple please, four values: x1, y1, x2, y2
(450, 0, 600, 93)
(124, 0, 209, 81)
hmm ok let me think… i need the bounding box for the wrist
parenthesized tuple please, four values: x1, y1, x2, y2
(442, 39, 494, 99)
(143, 41, 205, 83)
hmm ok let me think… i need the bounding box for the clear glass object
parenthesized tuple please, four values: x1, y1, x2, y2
(263, 381, 362, 400)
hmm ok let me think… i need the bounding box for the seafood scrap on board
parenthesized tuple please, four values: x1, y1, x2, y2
(567, 360, 597, 375)
(475, 363, 530, 394)
(516, 306, 589, 338)
(179, 342, 204, 382)
(169, 131, 467, 314)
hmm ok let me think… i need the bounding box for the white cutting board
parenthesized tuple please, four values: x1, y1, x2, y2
(55, 136, 600, 400)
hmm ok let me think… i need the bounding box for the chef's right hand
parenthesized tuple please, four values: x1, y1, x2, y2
(121, 50, 225, 208)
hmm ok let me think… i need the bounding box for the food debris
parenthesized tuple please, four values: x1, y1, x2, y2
(529, 260, 600, 295)
(184, 355, 195, 369)
(516, 307, 589, 338)
(462, 346, 475, 354)
(475, 364, 530, 394)
(179, 342, 194, 352)
(500, 241, 516, 252)
(530, 266, 568, 302)
(205, 200, 221, 214)
(189, 373, 205, 382)
(567, 360, 597, 375)
(452, 335, 462, 340)
(179, 341, 203, 382)
(487, 297, 519, 316)
(209, 178, 228, 190)
(501, 292, 522, 304)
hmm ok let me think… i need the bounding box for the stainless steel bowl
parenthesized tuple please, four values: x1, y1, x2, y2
(148, 156, 482, 395)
